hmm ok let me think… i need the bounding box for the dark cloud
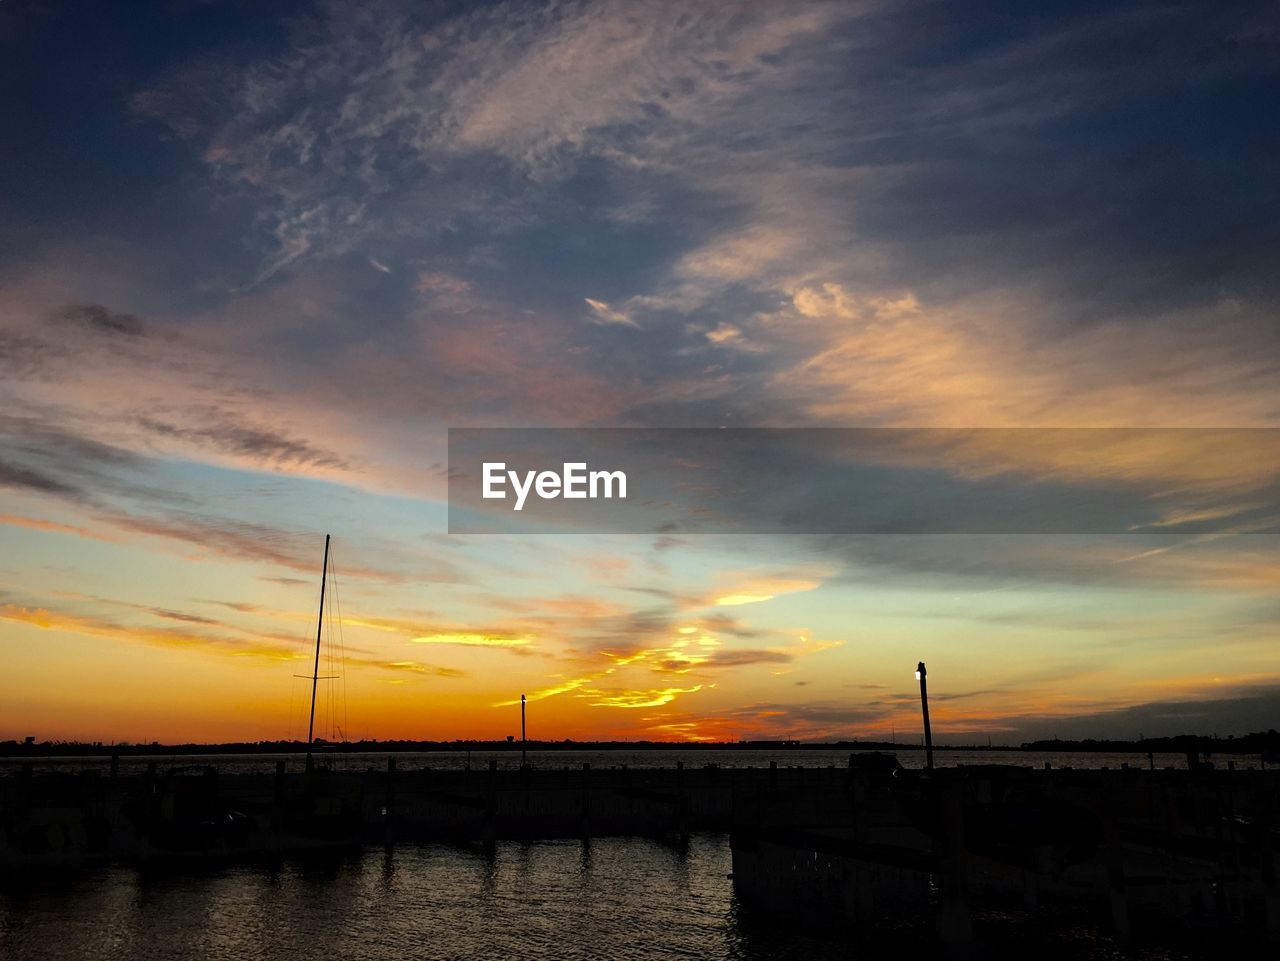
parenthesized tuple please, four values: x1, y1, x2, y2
(740, 701, 889, 728)
(54, 304, 147, 338)
(137, 414, 352, 471)
(0, 414, 177, 510)
(0, 329, 65, 377)
(98, 509, 434, 584)
(148, 607, 220, 626)
(0, 460, 83, 497)
(0, 415, 141, 470)
(722, 684, 1280, 742)
(1006, 684, 1280, 743)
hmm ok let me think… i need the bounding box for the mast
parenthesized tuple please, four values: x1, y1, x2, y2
(307, 534, 331, 750)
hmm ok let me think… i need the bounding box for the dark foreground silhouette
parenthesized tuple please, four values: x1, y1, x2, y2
(3, 751, 1278, 956)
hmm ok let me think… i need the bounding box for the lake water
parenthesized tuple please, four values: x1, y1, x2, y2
(0, 836, 847, 961)
(1, 749, 1222, 960)
(0, 834, 1194, 961)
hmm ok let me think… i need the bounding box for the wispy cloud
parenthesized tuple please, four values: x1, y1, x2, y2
(0, 602, 306, 662)
(137, 413, 353, 472)
(583, 298, 637, 328)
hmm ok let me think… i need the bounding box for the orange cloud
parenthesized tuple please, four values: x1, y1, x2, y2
(0, 603, 305, 662)
(340, 615, 535, 649)
(711, 576, 822, 607)
(585, 685, 704, 709)
(410, 632, 532, 648)
(759, 284, 1280, 501)
(0, 513, 118, 543)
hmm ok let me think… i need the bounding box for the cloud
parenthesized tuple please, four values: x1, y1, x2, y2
(0, 460, 84, 498)
(583, 298, 638, 328)
(415, 271, 472, 298)
(410, 632, 531, 649)
(5, 1, 1280, 743)
(54, 304, 147, 338)
(149, 608, 221, 626)
(0, 512, 117, 543)
(1, 414, 142, 474)
(499, 676, 593, 706)
(137, 414, 353, 471)
(585, 685, 703, 709)
(704, 324, 743, 346)
(713, 577, 821, 607)
(0, 602, 306, 662)
(129, 0, 852, 279)
(965, 681, 1280, 743)
(374, 660, 467, 679)
(97, 510, 441, 584)
(341, 614, 534, 649)
(658, 648, 792, 671)
(258, 576, 311, 587)
(763, 283, 1280, 433)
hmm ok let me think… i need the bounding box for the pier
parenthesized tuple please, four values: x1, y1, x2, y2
(3, 756, 1278, 949)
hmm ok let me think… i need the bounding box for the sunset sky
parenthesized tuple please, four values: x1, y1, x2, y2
(2, 0, 1278, 745)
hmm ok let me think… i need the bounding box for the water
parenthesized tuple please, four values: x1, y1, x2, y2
(0, 836, 846, 961)
(0, 836, 1197, 961)
(0, 748, 1218, 777)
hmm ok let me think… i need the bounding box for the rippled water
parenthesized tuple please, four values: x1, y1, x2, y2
(0, 836, 860, 961)
(1, 833, 1213, 960)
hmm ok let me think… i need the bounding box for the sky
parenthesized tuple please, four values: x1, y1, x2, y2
(1, 0, 1278, 745)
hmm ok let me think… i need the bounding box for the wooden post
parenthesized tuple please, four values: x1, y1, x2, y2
(917, 661, 935, 772)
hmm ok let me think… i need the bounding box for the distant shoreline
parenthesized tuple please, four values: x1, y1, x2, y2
(3, 731, 1276, 758)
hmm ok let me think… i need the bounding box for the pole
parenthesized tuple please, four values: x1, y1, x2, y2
(521, 693, 527, 769)
(308, 534, 331, 751)
(917, 660, 934, 771)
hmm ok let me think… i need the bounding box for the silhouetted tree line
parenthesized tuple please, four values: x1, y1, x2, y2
(3, 731, 1277, 756)
(1021, 730, 1280, 754)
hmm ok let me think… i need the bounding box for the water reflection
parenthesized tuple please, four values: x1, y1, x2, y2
(2, 836, 868, 961)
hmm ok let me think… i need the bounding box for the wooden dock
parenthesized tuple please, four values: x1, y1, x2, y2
(3, 756, 1278, 948)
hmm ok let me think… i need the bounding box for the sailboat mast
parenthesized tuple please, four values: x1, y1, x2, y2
(307, 533, 331, 748)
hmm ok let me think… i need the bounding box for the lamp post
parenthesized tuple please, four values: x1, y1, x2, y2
(916, 661, 934, 771)
(520, 693, 527, 769)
